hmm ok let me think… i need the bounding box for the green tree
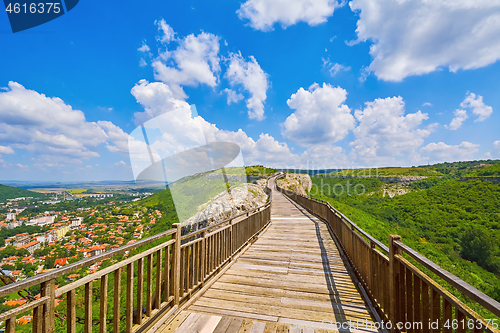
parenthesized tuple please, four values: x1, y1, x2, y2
(45, 256, 56, 269)
(2, 264, 14, 271)
(460, 227, 498, 272)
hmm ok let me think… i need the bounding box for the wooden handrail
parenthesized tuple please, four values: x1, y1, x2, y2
(180, 201, 270, 240)
(0, 174, 276, 333)
(55, 239, 176, 297)
(394, 240, 500, 318)
(0, 296, 49, 322)
(0, 227, 177, 297)
(396, 255, 497, 324)
(278, 174, 499, 333)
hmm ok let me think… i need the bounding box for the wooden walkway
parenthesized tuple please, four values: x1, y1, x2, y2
(158, 182, 379, 333)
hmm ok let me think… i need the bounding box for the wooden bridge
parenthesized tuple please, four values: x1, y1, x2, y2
(0, 174, 499, 333)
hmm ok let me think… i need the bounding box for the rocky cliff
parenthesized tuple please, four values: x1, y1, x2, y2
(324, 175, 429, 184)
(182, 181, 268, 233)
(277, 173, 312, 195)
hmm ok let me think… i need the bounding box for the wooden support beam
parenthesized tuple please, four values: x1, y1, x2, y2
(126, 263, 133, 333)
(136, 258, 144, 325)
(114, 268, 122, 333)
(173, 223, 182, 305)
(389, 235, 402, 333)
(67, 289, 76, 333)
(84, 281, 92, 333)
(100, 274, 108, 333)
(146, 253, 153, 316)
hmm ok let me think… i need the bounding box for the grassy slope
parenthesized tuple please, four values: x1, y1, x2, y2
(329, 160, 500, 178)
(210, 165, 278, 176)
(137, 166, 275, 222)
(0, 184, 45, 201)
(331, 167, 442, 177)
(426, 159, 500, 177)
(465, 163, 500, 177)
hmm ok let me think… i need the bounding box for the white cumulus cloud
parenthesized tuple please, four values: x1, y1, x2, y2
(212, 131, 298, 167)
(445, 109, 468, 130)
(97, 121, 130, 153)
(128, 80, 298, 173)
(299, 144, 350, 169)
(420, 141, 479, 163)
(322, 58, 351, 76)
(351, 96, 434, 165)
(0, 146, 14, 155)
(350, 0, 500, 81)
(237, 0, 342, 31)
(460, 92, 493, 122)
(488, 140, 500, 158)
(138, 42, 150, 53)
(152, 22, 220, 99)
(130, 105, 298, 174)
(155, 19, 175, 44)
(225, 52, 269, 120)
(282, 83, 355, 146)
(131, 80, 192, 126)
(222, 88, 244, 105)
(0, 82, 129, 163)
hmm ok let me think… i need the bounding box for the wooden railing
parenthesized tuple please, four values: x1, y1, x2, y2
(277, 183, 500, 333)
(0, 180, 273, 333)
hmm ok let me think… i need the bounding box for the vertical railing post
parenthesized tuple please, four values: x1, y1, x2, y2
(126, 264, 133, 333)
(113, 268, 122, 333)
(173, 223, 182, 305)
(200, 229, 206, 287)
(350, 224, 355, 261)
(41, 279, 55, 333)
(84, 281, 92, 333)
(67, 289, 76, 333)
(389, 234, 402, 333)
(229, 219, 234, 261)
(100, 275, 108, 333)
(369, 240, 375, 290)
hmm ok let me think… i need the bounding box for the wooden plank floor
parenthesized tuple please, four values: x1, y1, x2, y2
(159, 182, 378, 333)
(158, 310, 378, 333)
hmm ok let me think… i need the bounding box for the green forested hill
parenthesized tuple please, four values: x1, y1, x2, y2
(136, 166, 274, 224)
(465, 163, 500, 177)
(425, 159, 500, 177)
(309, 176, 500, 317)
(0, 184, 45, 201)
(327, 159, 500, 178)
(331, 167, 442, 176)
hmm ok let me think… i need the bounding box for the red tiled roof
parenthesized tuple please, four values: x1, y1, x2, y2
(54, 258, 68, 267)
(17, 315, 32, 325)
(4, 299, 27, 307)
(17, 240, 40, 250)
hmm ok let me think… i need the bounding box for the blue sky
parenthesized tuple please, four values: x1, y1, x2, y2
(1, 0, 500, 181)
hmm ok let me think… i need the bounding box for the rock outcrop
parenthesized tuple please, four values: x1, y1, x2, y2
(183, 182, 268, 233)
(324, 175, 429, 184)
(277, 173, 312, 195)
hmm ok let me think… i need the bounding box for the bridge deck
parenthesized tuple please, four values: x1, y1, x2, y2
(158, 187, 378, 332)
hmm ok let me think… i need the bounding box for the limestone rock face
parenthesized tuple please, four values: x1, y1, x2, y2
(277, 173, 312, 195)
(184, 183, 268, 231)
